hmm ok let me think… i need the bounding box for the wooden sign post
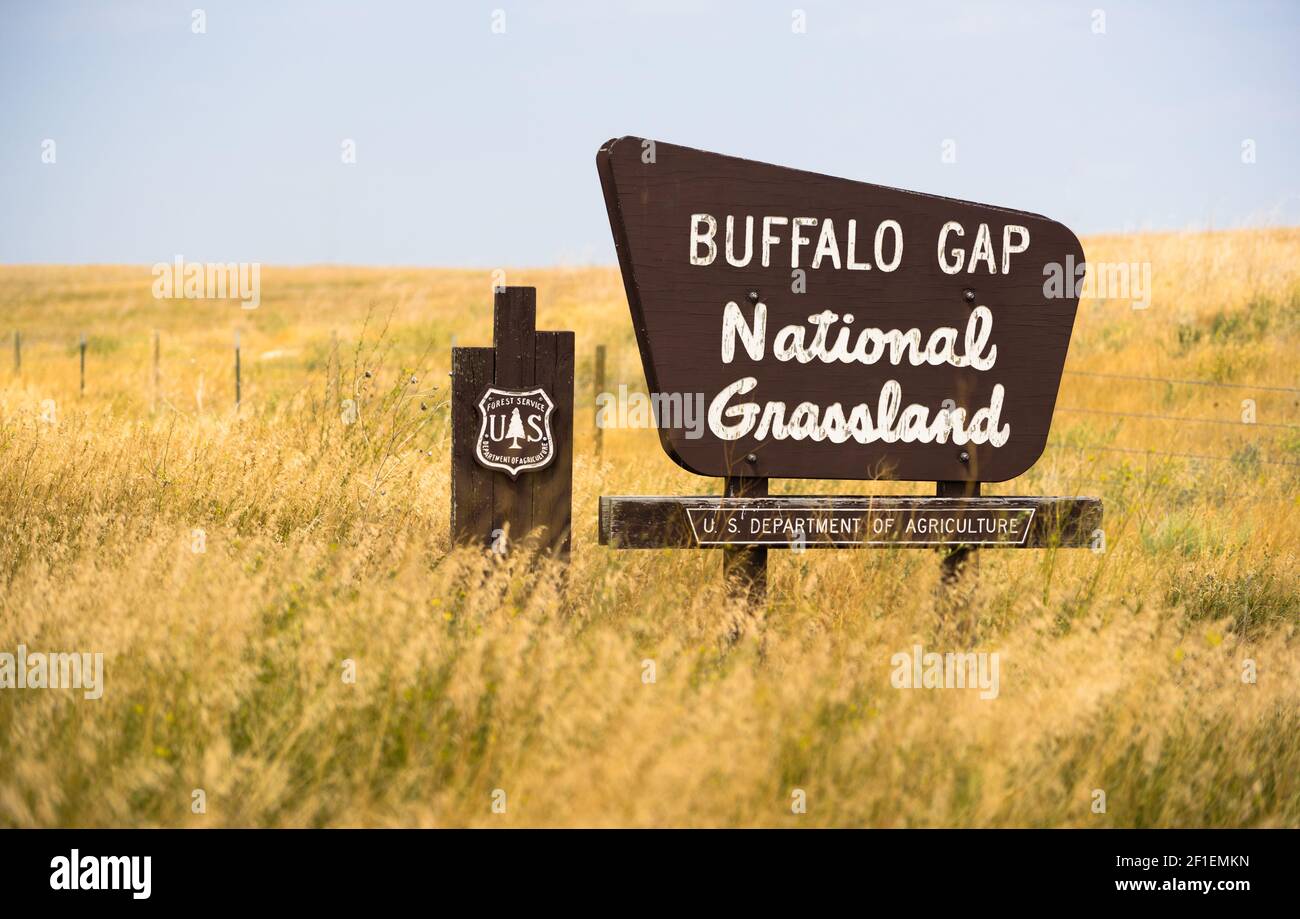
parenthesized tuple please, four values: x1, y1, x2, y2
(595, 137, 1101, 600)
(451, 287, 574, 557)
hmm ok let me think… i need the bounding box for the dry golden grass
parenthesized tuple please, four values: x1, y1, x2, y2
(1, 228, 1298, 827)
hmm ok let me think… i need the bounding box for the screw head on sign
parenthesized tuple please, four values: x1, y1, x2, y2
(747, 291, 760, 304)
(959, 451, 971, 463)
(962, 289, 976, 304)
(745, 453, 758, 464)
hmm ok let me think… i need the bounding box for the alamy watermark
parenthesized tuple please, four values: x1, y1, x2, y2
(1043, 254, 1152, 309)
(0, 644, 104, 700)
(152, 256, 261, 309)
(595, 384, 706, 438)
(890, 644, 1000, 700)
(50, 849, 150, 899)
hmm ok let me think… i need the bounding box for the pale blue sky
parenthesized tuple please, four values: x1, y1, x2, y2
(1, 0, 1297, 266)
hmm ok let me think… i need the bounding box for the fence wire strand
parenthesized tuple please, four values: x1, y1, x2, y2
(1057, 406, 1300, 430)
(1063, 368, 1300, 395)
(1046, 441, 1300, 468)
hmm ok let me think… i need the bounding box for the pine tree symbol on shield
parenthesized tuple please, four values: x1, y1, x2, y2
(506, 408, 525, 450)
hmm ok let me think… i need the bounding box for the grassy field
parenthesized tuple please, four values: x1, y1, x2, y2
(1, 228, 1298, 827)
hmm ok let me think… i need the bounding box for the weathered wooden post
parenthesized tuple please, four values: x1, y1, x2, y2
(450, 287, 574, 557)
(595, 137, 1102, 609)
(722, 474, 768, 602)
(79, 334, 86, 397)
(234, 329, 242, 411)
(152, 330, 161, 411)
(329, 330, 339, 408)
(593, 344, 606, 458)
(937, 479, 980, 585)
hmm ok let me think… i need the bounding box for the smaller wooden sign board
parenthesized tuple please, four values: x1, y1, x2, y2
(451, 287, 574, 556)
(600, 495, 1101, 550)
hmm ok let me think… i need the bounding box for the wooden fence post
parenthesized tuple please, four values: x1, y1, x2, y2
(594, 344, 606, 458)
(152, 330, 160, 411)
(79, 334, 86, 397)
(234, 329, 242, 411)
(329, 330, 339, 409)
(451, 287, 574, 557)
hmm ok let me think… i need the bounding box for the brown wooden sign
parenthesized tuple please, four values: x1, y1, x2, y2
(600, 496, 1102, 550)
(451, 288, 574, 556)
(597, 137, 1085, 483)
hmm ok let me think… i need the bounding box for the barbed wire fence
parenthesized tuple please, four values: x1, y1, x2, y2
(9, 327, 235, 409)
(7, 327, 1300, 478)
(1047, 368, 1300, 476)
(1061, 368, 1300, 395)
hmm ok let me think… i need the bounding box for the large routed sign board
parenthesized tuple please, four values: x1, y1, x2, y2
(597, 137, 1085, 483)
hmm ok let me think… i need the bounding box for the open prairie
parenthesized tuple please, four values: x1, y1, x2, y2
(1, 227, 1298, 827)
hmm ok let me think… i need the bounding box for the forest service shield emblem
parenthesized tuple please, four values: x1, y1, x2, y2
(474, 386, 557, 477)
